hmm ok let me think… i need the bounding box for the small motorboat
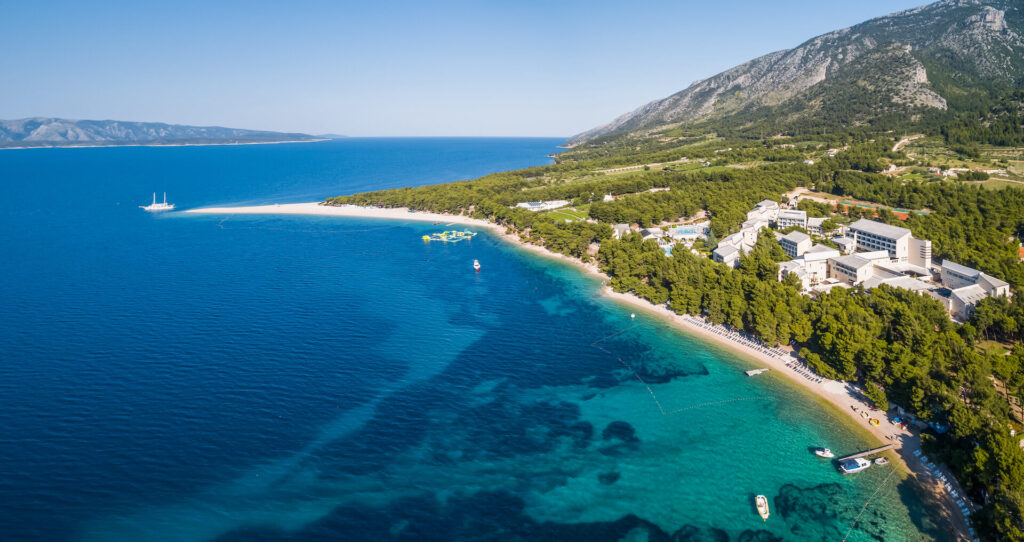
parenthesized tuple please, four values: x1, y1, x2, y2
(473, 259, 481, 271)
(755, 494, 770, 521)
(814, 447, 835, 458)
(839, 457, 872, 474)
(874, 457, 889, 465)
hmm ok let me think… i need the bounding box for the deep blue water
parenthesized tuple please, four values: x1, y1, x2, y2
(0, 139, 946, 541)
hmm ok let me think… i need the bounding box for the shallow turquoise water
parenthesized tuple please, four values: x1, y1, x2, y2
(0, 139, 947, 541)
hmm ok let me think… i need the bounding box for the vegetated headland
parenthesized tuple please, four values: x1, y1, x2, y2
(200, 1, 1024, 539)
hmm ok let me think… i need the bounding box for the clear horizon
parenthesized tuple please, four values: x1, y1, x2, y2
(2, 0, 928, 137)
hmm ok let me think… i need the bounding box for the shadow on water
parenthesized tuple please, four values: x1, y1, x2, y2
(209, 489, 745, 542)
(895, 477, 956, 541)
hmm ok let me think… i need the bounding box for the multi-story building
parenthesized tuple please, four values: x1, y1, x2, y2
(776, 209, 808, 229)
(802, 245, 840, 281)
(779, 231, 812, 258)
(848, 219, 910, 259)
(829, 254, 875, 285)
(940, 260, 1011, 296)
(712, 244, 741, 268)
(806, 216, 826, 236)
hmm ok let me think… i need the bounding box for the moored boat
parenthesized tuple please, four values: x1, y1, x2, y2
(755, 494, 770, 521)
(814, 447, 834, 458)
(473, 259, 481, 271)
(874, 457, 889, 465)
(839, 457, 872, 474)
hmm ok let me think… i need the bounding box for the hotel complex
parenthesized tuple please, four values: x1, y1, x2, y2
(712, 200, 1010, 321)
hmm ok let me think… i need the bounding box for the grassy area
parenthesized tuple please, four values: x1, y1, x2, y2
(544, 206, 589, 222)
(977, 340, 1013, 356)
(981, 146, 1024, 161)
(963, 178, 1024, 191)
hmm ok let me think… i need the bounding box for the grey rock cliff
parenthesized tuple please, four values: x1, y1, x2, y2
(570, 0, 1022, 144)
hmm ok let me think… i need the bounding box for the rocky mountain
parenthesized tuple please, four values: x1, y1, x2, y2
(0, 118, 320, 147)
(570, 0, 1023, 144)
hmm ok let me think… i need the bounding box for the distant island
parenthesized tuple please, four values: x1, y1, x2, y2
(0, 118, 324, 149)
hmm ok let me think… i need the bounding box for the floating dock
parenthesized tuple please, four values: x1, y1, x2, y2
(421, 230, 477, 243)
(837, 444, 895, 462)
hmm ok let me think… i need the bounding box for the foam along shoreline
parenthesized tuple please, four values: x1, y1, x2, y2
(186, 201, 969, 539)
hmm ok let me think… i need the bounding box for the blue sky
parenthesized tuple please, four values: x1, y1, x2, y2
(1, 1, 929, 137)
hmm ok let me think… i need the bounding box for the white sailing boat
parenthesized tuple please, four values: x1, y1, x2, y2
(140, 192, 175, 212)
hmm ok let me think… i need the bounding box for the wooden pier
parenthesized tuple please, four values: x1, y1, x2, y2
(837, 444, 895, 462)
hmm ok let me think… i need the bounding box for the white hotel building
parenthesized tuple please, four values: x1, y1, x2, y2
(846, 219, 932, 268)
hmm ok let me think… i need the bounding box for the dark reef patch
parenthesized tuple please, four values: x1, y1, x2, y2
(736, 530, 783, 542)
(601, 421, 638, 442)
(211, 490, 695, 542)
(630, 362, 710, 384)
(671, 524, 731, 541)
(597, 471, 620, 485)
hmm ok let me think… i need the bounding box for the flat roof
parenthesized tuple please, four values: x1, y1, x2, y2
(849, 219, 911, 240)
(876, 261, 931, 276)
(953, 284, 988, 304)
(979, 273, 1009, 290)
(778, 209, 807, 219)
(831, 254, 872, 270)
(806, 243, 838, 254)
(714, 245, 740, 257)
(807, 216, 826, 226)
(781, 231, 811, 243)
(941, 260, 980, 278)
(864, 275, 935, 293)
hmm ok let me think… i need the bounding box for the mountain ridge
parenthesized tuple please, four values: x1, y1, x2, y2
(0, 118, 320, 148)
(569, 0, 1023, 144)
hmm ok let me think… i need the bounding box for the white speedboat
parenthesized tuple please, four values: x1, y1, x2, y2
(473, 259, 481, 271)
(839, 457, 872, 474)
(755, 494, 770, 521)
(814, 447, 835, 458)
(140, 192, 174, 212)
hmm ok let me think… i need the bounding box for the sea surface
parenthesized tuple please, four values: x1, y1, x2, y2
(0, 138, 948, 541)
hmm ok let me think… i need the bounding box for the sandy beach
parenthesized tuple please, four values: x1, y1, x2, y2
(186, 201, 974, 540)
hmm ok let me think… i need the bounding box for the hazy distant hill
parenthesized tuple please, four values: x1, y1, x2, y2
(0, 118, 320, 148)
(570, 0, 1023, 144)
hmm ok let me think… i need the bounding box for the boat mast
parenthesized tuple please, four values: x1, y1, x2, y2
(163, 192, 167, 205)
(152, 192, 156, 205)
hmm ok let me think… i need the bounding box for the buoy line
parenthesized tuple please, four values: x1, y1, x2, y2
(592, 324, 768, 417)
(842, 466, 898, 542)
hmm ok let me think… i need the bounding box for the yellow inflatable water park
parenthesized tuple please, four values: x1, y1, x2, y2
(421, 230, 477, 243)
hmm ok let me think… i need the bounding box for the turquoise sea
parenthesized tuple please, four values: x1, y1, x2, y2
(0, 139, 948, 541)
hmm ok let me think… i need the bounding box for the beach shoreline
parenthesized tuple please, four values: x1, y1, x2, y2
(185, 201, 971, 541)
